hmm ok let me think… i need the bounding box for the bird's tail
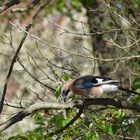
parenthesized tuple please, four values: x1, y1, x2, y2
(119, 87, 140, 95)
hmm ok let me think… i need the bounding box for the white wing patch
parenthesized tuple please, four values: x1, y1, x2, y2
(101, 84, 118, 92)
(96, 78, 104, 83)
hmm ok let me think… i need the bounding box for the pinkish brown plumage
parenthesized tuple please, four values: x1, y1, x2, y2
(61, 75, 140, 102)
(61, 75, 120, 101)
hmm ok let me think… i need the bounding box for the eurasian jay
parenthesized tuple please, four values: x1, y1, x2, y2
(61, 75, 139, 101)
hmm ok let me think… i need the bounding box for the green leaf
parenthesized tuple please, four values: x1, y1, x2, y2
(52, 115, 65, 130)
(109, 125, 113, 134)
(0, 0, 4, 5)
(33, 112, 43, 124)
(8, 135, 27, 140)
(112, 125, 119, 134)
(91, 132, 99, 140)
(137, 89, 140, 94)
(56, 0, 65, 12)
(133, 78, 140, 89)
(71, 0, 82, 10)
(28, 132, 44, 140)
(46, 5, 53, 14)
(55, 85, 62, 98)
(128, 124, 136, 134)
(62, 74, 70, 81)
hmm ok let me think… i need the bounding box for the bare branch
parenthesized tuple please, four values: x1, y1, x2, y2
(17, 58, 55, 91)
(9, 22, 140, 62)
(83, 98, 140, 112)
(0, 0, 52, 114)
(48, 20, 140, 37)
(0, 102, 74, 132)
(0, 98, 140, 133)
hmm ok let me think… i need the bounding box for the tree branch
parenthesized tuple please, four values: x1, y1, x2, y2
(0, 102, 74, 132)
(0, 98, 140, 133)
(83, 98, 140, 112)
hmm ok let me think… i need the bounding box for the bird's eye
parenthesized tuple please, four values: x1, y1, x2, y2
(91, 78, 98, 83)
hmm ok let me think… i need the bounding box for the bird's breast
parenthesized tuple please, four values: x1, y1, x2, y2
(71, 86, 103, 98)
(89, 87, 103, 97)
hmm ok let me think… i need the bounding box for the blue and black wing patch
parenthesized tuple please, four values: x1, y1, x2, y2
(75, 82, 94, 89)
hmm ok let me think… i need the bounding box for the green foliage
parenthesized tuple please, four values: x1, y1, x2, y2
(133, 78, 140, 91)
(8, 105, 140, 139)
(55, 0, 65, 12)
(62, 74, 70, 81)
(131, 78, 140, 102)
(33, 111, 43, 125)
(8, 135, 27, 140)
(8, 129, 45, 140)
(80, 0, 97, 7)
(26, 129, 45, 140)
(46, 0, 82, 14)
(0, 0, 3, 4)
(55, 84, 62, 98)
(71, 0, 82, 11)
(51, 114, 66, 130)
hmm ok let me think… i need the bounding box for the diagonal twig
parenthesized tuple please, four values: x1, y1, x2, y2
(48, 107, 84, 137)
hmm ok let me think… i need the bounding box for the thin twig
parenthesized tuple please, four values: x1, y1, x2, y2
(0, 0, 51, 114)
(9, 22, 140, 62)
(17, 58, 55, 91)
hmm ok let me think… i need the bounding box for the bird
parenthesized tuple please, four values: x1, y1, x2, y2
(61, 75, 139, 101)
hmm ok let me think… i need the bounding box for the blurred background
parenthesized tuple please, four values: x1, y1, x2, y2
(0, 0, 140, 139)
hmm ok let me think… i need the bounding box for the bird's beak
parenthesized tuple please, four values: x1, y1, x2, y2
(94, 80, 120, 86)
(61, 88, 70, 102)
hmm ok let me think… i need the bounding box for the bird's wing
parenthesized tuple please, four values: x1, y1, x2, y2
(75, 82, 94, 89)
(74, 76, 98, 89)
(74, 75, 119, 89)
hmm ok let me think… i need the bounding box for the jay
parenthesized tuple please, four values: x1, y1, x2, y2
(61, 75, 139, 101)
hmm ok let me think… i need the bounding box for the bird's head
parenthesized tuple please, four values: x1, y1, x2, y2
(61, 81, 73, 102)
(61, 87, 70, 102)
